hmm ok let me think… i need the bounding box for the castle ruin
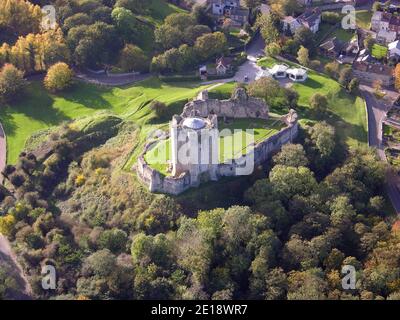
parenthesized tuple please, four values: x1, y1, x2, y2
(135, 88, 299, 195)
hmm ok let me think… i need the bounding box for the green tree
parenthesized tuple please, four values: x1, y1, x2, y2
(44, 62, 74, 93)
(0, 63, 26, 102)
(309, 93, 328, 117)
(118, 44, 149, 72)
(257, 13, 280, 45)
(273, 144, 309, 167)
(297, 45, 309, 67)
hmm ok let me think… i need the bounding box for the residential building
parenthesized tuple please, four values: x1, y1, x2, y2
(352, 62, 394, 86)
(282, 8, 321, 34)
(371, 10, 400, 36)
(389, 40, 400, 60)
(319, 37, 345, 59)
(208, 0, 249, 26)
(215, 56, 233, 75)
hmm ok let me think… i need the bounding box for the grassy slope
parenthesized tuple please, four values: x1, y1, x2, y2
(258, 57, 367, 147)
(0, 78, 210, 164)
(356, 10, 372, 29)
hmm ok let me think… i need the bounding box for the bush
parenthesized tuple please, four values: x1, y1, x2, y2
(0, 64, 26, 102)
(321, 12, 341, 25)
(118, 44, 149, 73)
(150, 101, 167, 118)
(44, 62, 74, 92)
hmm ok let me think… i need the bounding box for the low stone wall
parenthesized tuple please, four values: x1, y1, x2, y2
(182, 88, 269, 120)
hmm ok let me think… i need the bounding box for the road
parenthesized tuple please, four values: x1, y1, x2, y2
(360, 84, 400, 214)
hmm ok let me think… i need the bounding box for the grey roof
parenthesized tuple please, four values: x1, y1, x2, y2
(182, 117, 206, 130)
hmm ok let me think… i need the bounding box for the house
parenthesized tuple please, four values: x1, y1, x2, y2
(377, 29, 397, 44)
(319, 37, 345, 59)
(389, 40, 400, 61)
(282, 8, 321, 34)
(389, 40, 400, 57)
(287, 68, 308, 82)
(215, 56, 233, 75)
(352, 61, 394, 86)
(208, 0, 249, 26)
(270, 64, 289, 78)
(371, 10, 400, 36)
(338, 38, 360, 64)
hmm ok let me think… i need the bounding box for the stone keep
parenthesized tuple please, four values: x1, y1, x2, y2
(170, 114, 219, 187)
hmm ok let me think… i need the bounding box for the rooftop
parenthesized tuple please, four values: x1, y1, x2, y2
(182, 117, 206, 130)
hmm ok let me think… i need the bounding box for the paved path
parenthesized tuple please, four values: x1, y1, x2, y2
(360, 84, 400, 214)
(74, 70, 151, 86)
(0, 234, 32, 299)
(0, 123, 5, 183)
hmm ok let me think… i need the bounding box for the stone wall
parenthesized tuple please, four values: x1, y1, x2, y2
(135, 119, 299, 195)
(181, 88, 269, 120)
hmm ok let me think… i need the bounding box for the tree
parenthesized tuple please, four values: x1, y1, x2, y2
(308, 122, 336, 158)
(297, 46, 309, 67)
(44, 62, 74, 93)
(0, 63, 26, 102)
(194, 32, 227, 61)
(98, 228, 128, 254)
(309, 93, 328, 117)
(111, 7, 147, 44)
(256, 13, 280, 45)
(0, 0, 43, 38)
(118, 44, 148, 73)
(150, 100, 168, 118)
(273, 144, 309, 167)
(338, 67, 352, 87)
(114, 0, 149, 14)
(373, 79, 383, 96)
(269, 165, 318, 201)
(324, 61, 340, 79)
(0, 214, 16, 236)
(364, 35, 375, 52)
(294, 27, 316, 54)
(321, 12, 341, 25)
(265, 42, 281, 57)
(348, 78, 359, 93)
(395, 64, 400, 92)
(270, 0, 301, 16)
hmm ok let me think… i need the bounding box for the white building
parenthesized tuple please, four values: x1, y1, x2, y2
(287, 68, 308, 82)
(270, 64, 289, 78)
(389, 40, 400, 58)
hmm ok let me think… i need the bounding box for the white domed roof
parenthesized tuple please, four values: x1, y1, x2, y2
(182, 117, 206, 130)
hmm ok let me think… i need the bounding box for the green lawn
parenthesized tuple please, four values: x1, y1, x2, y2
(0, 78, 210, 164)
(144, 118, 284, 175)
(331, 28, 355, 42)
(292, 73, 367, 148)
(257, 57, 368, 147)
(140, 0, 186, 26)
(372, 44, 388, 60)
(356, 10, 372, 29)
